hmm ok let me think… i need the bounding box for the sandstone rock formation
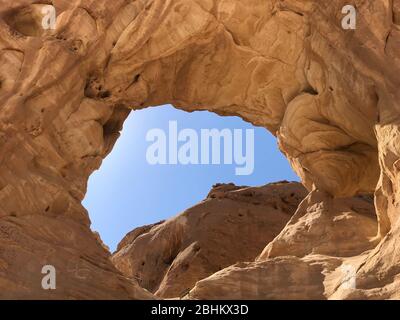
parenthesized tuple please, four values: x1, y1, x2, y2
(0, 215, 153, 299)
(260, 190, 377, 259)
(0, 0, 399, 299)
(189, 190, 377, 299)
(113, 182, 307, 298)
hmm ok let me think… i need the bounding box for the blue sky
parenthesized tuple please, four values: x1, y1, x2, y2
(83, 105, 299, 251)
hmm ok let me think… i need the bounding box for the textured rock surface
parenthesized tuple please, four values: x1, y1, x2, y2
(188, 255, 340, 300)
(260, 190, 377, 259)
(188, 190, 377, 300)
(0, 215, 153, 299)
(0, 0, 399, 299)
(113, 182, 307, 298)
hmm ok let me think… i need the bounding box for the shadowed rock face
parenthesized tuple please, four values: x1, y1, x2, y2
(112, 182, 308, 298)
(0, 215, 153, 299)
(0, 0, 399, 299)
(113, 183, 377, 300)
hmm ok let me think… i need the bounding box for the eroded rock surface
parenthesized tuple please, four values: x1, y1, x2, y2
(188, 255, 338, 300)
(187, 190, 378, 300)
(0, 215, 153, 299)
(116, 183, 377, 300)
(0, 0, 399, 299)
(113, 182, 307, 298)
(260, 190, 377, 259)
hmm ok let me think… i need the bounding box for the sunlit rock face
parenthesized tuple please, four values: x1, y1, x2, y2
(112, 182, 307, 298)
(0, 0, 399, 299)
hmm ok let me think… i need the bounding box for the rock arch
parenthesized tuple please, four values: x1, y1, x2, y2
(0, 0, 399, 299)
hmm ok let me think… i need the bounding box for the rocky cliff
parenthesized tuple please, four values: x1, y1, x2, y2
(113, 182, 307, 298)
(0, 0, 399, 299)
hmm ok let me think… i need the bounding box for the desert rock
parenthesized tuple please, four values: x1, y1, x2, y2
(113, 182, 307, 298)
(0, 0, 399, 299)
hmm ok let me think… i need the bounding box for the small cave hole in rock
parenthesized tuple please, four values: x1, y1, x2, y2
(83, 105, 299, 251)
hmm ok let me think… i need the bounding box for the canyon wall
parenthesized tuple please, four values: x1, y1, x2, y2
(0, 0, 399, 299)
(113, 182, 308, 298)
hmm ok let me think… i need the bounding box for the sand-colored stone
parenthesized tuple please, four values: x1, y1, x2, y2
(259, 190, 377, 259)
(0, 0, 399, 299)
(188, 255, 340, 300)
(113, 182, 307, 298)
(187, 190, 378, 300)
(0, 215, 153, 299)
